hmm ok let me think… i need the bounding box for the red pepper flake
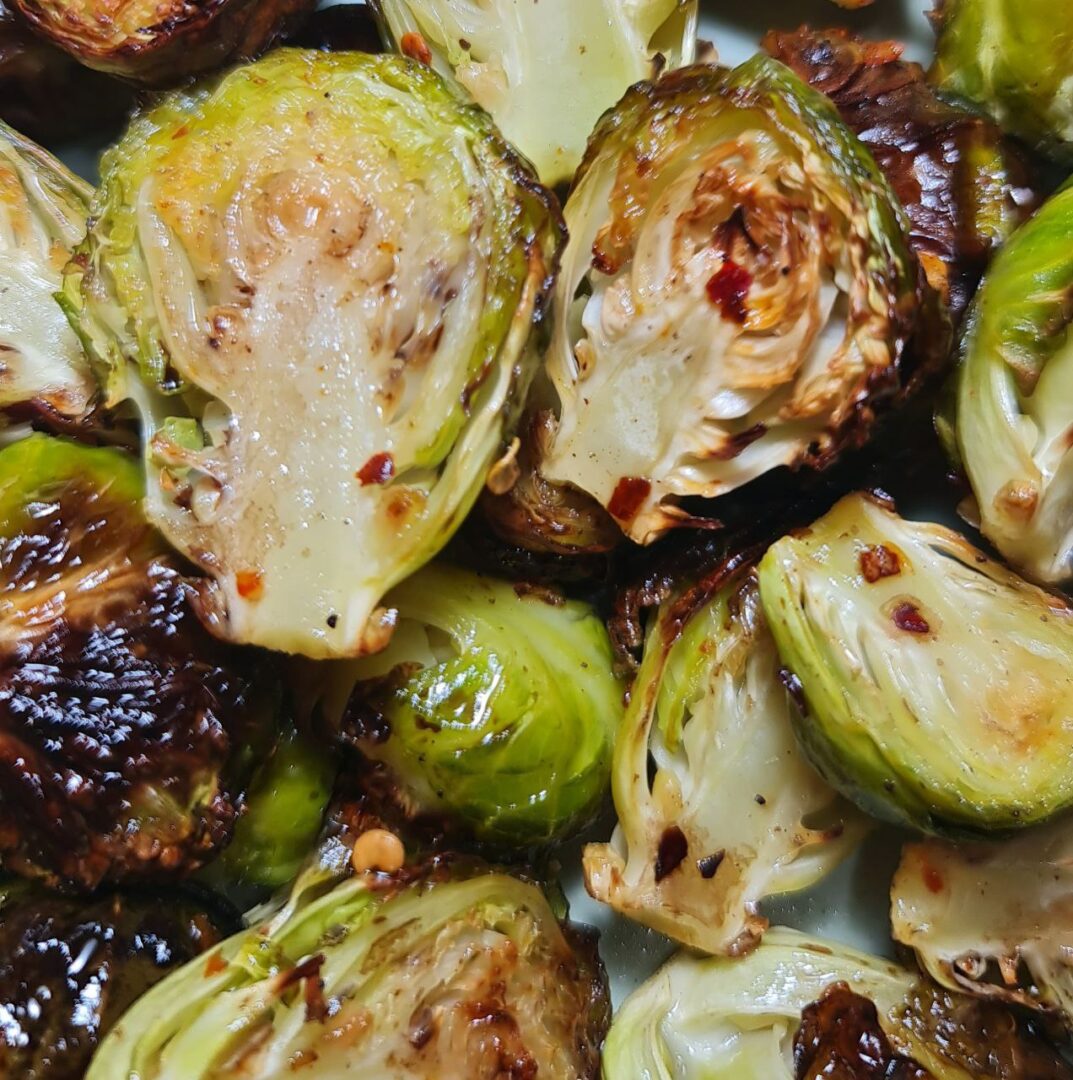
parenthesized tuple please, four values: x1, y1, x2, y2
(922, 865, 944, 894)
(236, 569, 264, 601)
(400, 31, 432, 65)
(203, 951, 227, 977)
(859, 544, 901, 583)
(356, 452, 395, 486)
(608, 476, 651, 522)
(892, 601, 930, 634)
(706, 259, 753, 324)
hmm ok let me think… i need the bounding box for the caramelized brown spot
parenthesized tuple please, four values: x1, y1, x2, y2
(655, 825, 688, 883)
(859, 544, 901, 582)
(235, 569, 264, 600)
(705, 259, 753, 324)
(608, 477, 651, 522)
(697, 850, 725, 879)
(892, 601, 930, 634)
(400, 31, 432, 65)
(710, 423, 767, 461)
(794, 983, 931, 1079)
(356, 452, 395, 486)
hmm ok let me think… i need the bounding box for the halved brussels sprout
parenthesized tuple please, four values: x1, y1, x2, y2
(88, 863, 609, 1078)
(368, 0, 697, 186)
(323, 562, 621, 847)
(0, 121, 95, 430)
(584, 566, 865, 955)
(0, 881, 236, 1078)
(10, 0, 316, 85)
(952, 184, 1073, 585)
(541, 57, 929, 545)
(62, 50, 563, 659)
(605, 927, 1072, 1078)
(0, 1, 134, 142)
(764, 26, 1041, 324)
(758, 492, 1073, 834)
(892, 824, 1073, 1023)
(0, 434, 277, 888)
(931, 0, 1073, 161)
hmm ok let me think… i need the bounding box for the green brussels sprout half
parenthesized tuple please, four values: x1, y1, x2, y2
(61, 49, 564, 660)
(368, 0, 697, 187)
(758, 492, 1073, 835)
(199, 723, 336, 894)
(892, 823, 1073, 1024)
(0, 881, 236, 1078)
(931, 0, 1073, 161)
(0, 433, 278, 889)
(605, 927, 1072, 1079)
(541, 57, 929, 545)
(952, 184, 1073, 585)
(0, 121, 95, 430)
(327, 562, 622, 847)
(584, 565, 865, 955)
(88, 863, 609, 1078)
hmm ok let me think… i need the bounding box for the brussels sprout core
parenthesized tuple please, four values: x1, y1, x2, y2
(585, 569, 863, 955)
(542, 58, 921, 544)
(0, 122, 94, 428)
(759, 492, 1073, 834)
(370, 0, 698, 186)
(63, 50, 563, 659)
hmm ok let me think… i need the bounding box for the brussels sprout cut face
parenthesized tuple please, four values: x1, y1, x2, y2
(759, 493, 1073, 834)
(954, 185, 1073, 585)
(892, 824, 1073, 1023)
(932, 0, 1073, 160)
(542, 58, 921, 544)
(0, 122, 94, 428)
(63, 50, 563, 659)
(584, 569, 864, 955)
(369, 0, 697, 187)
(604, 928, 1072, 1079)
(88, 866, 609, 1079)
(0, 434, 274, 888)
(334, 562, 621, 847)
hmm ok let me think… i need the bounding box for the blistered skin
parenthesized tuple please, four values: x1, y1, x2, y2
(64, 50, 563, 659)
(764, 26, 1041, 323)
(0, 887, 232, 1078)
(89, 868, 610, 1079)
(584, 568, 864, 956)
(542, 58, 926, 544)
(0, 123, 94, 430)
(0, 436, 271, 889)
(369, 0, 697, 186)
(758, 493, 1073, 834)
(10, 0, 317, 85)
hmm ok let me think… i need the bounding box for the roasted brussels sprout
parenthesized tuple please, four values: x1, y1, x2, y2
(584, 564, 864, 955)
(88, 863, 609, 1078)
(892, 824, 1073, 1023)
(369, 0, 697, 186)
(758, 492, 1073, 835)
(0, 882, 235, 1079)
(10, 0, 316, 86)
(62, 50, 563, 660)
(605, 928, 1072, 1079)
(931, 0, 1073, 161)
(200, 724, 336, 894)
(0, 434, 277, 889)
(0, 122, 95, 431)
(541, 58, 934, 545)
(0, 0, 133, 142)
(950, 184, 1073, 585)
(764, 26, 1041, 323)
(325, 562, 621, 847)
